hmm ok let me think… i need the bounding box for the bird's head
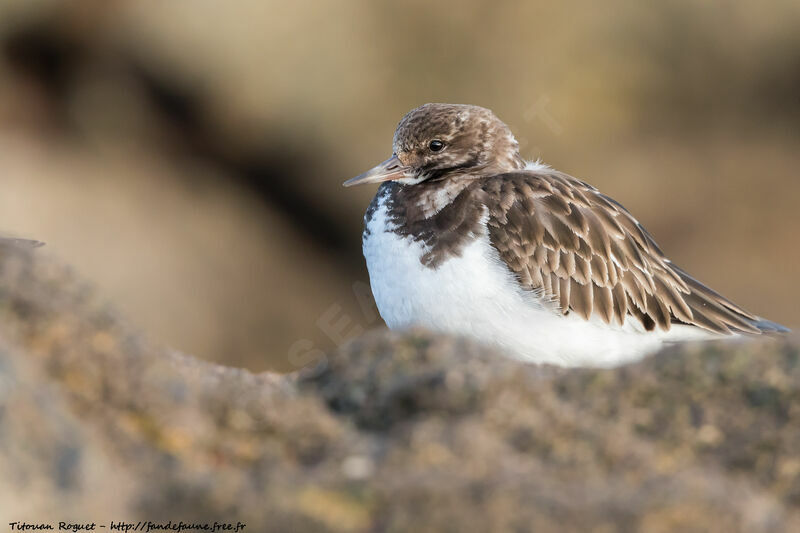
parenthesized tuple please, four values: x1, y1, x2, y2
(344, 103, 525, 187)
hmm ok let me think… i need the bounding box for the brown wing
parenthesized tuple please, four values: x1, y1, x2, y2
(481, 170, 785, 335)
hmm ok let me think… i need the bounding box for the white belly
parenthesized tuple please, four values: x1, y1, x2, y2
(363, 200, 717, 367)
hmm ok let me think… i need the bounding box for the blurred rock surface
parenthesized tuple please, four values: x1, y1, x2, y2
(2, 242, 799, 532)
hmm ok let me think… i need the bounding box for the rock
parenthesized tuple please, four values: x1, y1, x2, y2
(0, 241, 798, 532)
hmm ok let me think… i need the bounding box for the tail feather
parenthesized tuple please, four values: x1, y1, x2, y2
(669, 264, 789, 336)
(752, 317, 790, 334)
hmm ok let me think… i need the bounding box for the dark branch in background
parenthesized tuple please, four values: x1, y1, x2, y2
(132, 62, 360, 260)
(2, 20, 85, 126)
(2, 20, 363, 269)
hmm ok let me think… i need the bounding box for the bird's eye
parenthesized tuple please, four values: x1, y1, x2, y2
(428, 140, 445, 152)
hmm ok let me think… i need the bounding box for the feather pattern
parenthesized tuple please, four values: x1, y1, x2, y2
(481, 170, 781, 335)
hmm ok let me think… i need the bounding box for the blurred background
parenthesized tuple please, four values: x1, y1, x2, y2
(0, 0, 797, 372)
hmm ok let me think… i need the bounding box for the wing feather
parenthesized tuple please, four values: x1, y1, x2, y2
(482, 170, 785, 334)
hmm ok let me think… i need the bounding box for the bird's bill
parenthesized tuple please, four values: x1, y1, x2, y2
(343, 155, 411, 187)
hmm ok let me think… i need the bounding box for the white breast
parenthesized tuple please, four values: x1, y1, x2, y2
(362, 194, 718, 367)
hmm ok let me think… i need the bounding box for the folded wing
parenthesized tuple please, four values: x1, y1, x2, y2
(481, 171, 787, 335)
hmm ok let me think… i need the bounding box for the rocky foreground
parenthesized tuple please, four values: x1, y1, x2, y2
(0, 241, 798, 532)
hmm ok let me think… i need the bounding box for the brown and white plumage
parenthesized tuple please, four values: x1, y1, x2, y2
(345, 103, 787, 366)
(480, 170, 785, 335)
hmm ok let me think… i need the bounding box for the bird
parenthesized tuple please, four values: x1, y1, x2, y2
(343, 103, 788, 366)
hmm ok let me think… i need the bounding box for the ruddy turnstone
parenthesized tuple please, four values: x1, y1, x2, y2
(344, 103, 788, 366)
